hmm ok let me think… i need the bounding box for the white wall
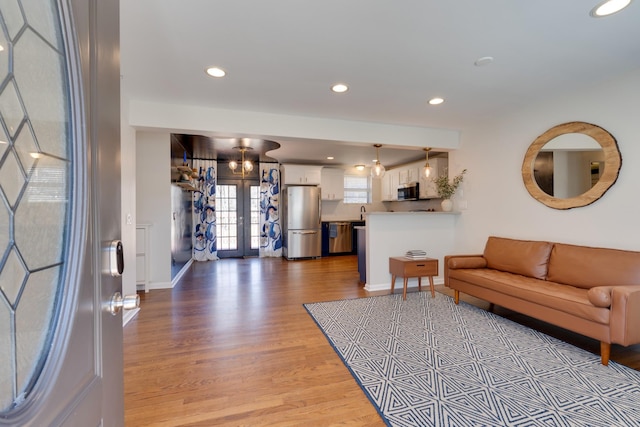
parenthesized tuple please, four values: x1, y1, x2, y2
(451, 70, 640, 253)
(135, 131, 172, 287)
(120, 96, 137, 302)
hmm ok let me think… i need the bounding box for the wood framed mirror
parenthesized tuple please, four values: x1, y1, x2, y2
(522, 122, 621, 210)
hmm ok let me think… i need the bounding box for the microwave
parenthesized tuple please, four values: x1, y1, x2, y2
(398, 182, 419, 200)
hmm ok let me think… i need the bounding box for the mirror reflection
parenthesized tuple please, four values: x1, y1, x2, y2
(533, 133, 604, 198)
(522, 121, 621, 210)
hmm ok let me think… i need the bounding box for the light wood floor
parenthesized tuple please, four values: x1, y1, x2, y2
(124, 255, 640, 426)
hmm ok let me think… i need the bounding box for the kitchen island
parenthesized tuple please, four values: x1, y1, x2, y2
(363, 211, 459, 292)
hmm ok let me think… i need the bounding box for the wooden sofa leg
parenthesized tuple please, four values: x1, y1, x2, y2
(601, 342, 611, 366)
(454, 290, 459, 304)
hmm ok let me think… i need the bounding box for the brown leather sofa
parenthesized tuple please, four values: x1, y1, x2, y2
(444, 236, 640, 365)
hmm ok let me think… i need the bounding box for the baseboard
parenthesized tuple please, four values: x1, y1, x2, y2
(122, 307, 140, 326)
(148, 281, 174, 290)
(172, 259, 193, 287)
(146, 259, 194, 291)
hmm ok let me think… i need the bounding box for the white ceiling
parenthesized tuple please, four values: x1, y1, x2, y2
(120, 0, 640, 167)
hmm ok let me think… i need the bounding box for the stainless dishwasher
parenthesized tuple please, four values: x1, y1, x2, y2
(328, 222, 352, 253)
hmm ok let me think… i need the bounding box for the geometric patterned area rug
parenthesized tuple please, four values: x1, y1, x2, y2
(304, 292, 640, 427)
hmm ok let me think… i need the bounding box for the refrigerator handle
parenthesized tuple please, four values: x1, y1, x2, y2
(293, 230, 318, 235)
(317, 190, 322, 226)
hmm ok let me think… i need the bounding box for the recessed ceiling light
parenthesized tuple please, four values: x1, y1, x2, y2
(428, 97, 444, 105)
(327, 156, 334, 160)
(355, 165, 365, 171)
(474, 56, 494, 66)
(205, 67, 226, 78)
(590, 0, 632, 17)
(331, 83, 348, 93)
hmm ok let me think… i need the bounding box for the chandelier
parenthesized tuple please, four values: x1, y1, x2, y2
(229, 146, 254, 178)
(371, 144, 385, 178)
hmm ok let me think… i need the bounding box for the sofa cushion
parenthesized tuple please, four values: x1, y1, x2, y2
(483, 236, 553, 280)
(547, 243, 640, 289)
(448, 268, 610, 325)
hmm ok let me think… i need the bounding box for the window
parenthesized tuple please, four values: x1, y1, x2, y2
(343, 174, 371, 204)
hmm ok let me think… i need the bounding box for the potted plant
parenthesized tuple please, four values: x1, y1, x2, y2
(434, 169, 467, 211)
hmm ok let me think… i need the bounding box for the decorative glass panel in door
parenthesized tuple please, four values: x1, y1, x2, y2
(216, 180, 260, 257)
(0, 0, 72, 413)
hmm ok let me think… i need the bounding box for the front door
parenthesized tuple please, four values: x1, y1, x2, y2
(0, 0, 123, 425)
(216, 179, 260, 258)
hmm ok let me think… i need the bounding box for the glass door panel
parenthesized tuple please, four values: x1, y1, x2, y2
(216, 180, 259, 257)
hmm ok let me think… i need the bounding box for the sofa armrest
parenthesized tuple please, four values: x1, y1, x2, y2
(610, 285, 640, 346)
(448, 256, 487, 269)
(444, 254, 485, 287)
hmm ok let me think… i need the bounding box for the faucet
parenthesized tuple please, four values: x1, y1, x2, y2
(360, 205, 366, 221)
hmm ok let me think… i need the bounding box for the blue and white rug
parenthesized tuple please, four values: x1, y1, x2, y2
(304, 292, 640, 426)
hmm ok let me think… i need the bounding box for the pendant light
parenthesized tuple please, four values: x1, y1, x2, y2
(371, 144, 385, 178)
(422, 147, 433, 178)
(229, 146, 254, 178)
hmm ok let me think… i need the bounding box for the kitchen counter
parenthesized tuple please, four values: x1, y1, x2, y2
(322, 211, 459, 223)
(321, 218, 366, 222)
(367, 211, 460, 216)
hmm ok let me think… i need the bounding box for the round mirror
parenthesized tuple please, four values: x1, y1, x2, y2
(522, 122, 621, 210)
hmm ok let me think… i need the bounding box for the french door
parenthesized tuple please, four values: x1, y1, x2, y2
(216, 179, 260, 258)
(0, 0, 123, 425)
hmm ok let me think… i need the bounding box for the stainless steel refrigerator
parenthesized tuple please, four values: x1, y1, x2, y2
(282, 185, 322, 259)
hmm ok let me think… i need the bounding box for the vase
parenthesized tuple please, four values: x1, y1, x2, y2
(441, 199, 453, 212)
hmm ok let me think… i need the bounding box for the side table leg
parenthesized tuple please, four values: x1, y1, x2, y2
(428, 276, 435, 298)
(418, 277, 422, 292)
(403, 277, 408, 300)
(391, 275, 396, 296)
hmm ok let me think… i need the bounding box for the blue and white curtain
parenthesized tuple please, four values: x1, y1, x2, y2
(259, 164, 282, 257)
(192, 159, 218, 261)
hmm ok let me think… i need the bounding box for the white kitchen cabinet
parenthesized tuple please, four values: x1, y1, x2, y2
(419, 157, 446, 199)
(321, 167, 344, 200)
(280, 164, 322, 185)
(398, 165, 420, 185)
(381, 169, 399, 201)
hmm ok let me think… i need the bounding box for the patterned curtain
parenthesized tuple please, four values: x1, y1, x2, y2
(192, 159, 219, 261)
(259, 163, 282, 257)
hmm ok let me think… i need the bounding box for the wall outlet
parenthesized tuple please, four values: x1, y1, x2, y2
(126, 213, 133, 225)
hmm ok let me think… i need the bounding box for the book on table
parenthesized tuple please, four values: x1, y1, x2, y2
(405, 250, 427, 259)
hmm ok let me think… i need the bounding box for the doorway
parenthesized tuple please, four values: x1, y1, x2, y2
(216, 179, 260, 258)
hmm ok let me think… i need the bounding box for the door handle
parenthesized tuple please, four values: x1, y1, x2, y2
(108, 292, 140, 315)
